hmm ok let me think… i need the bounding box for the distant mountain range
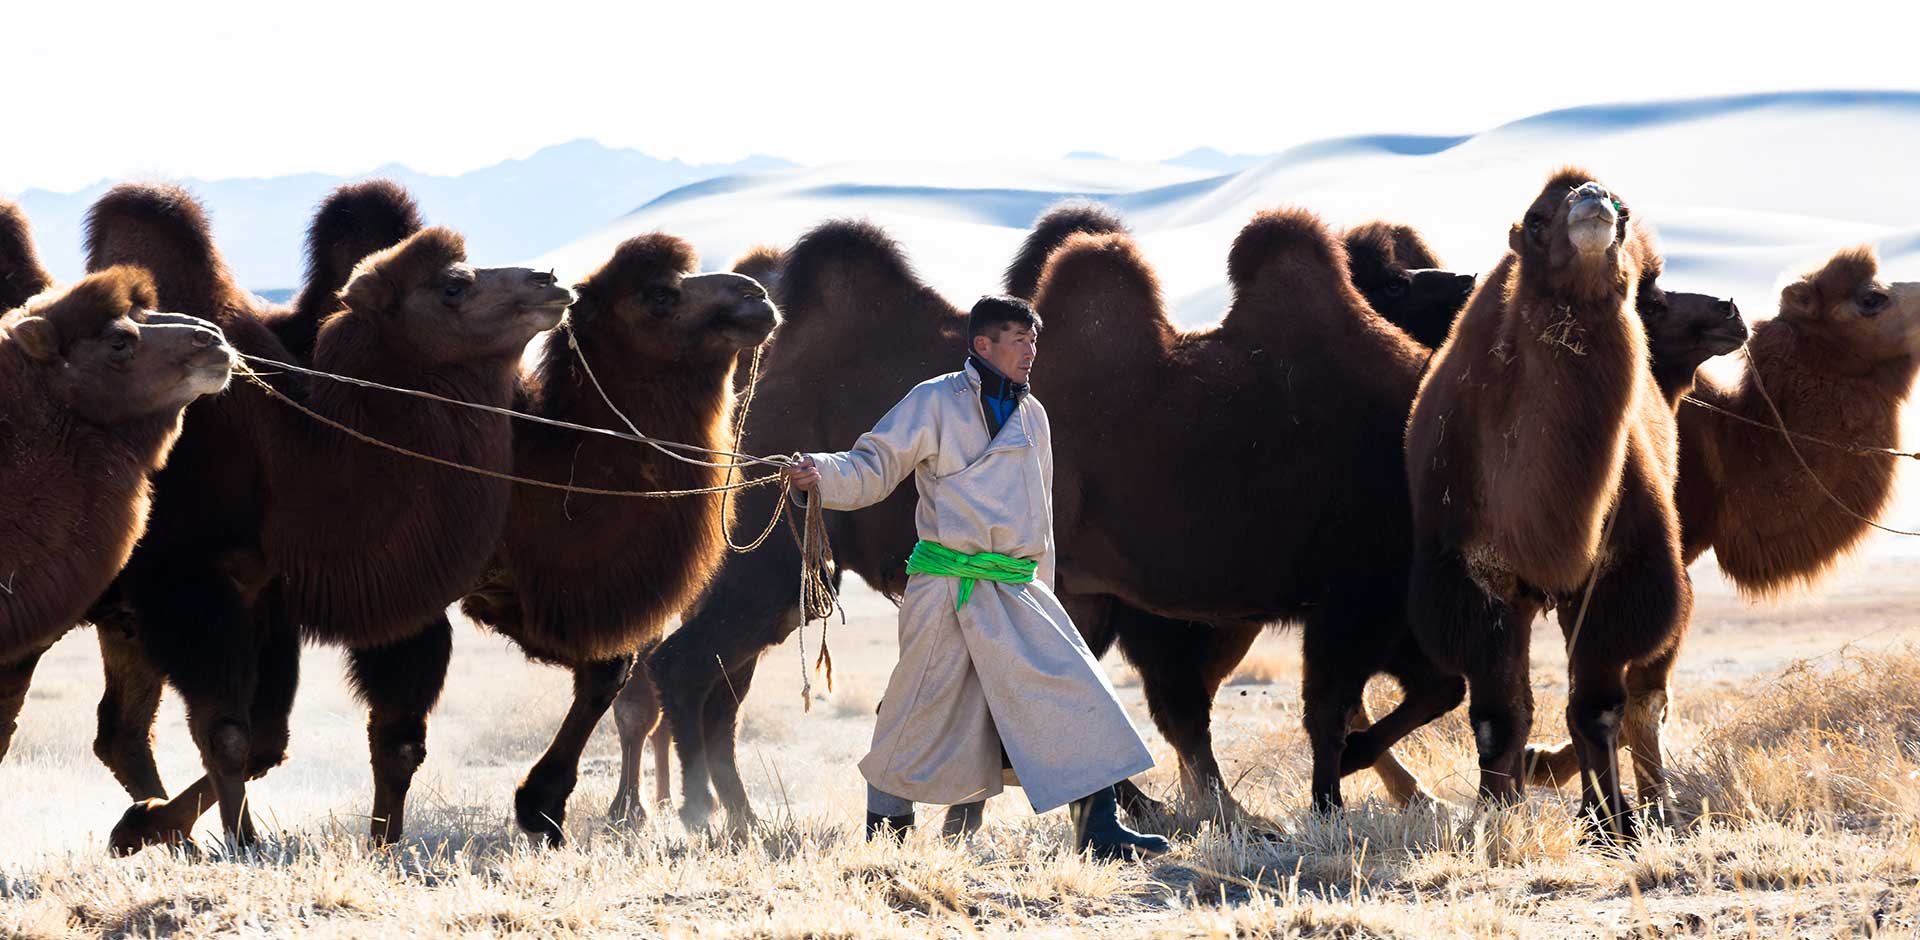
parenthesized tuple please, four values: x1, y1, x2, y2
(9, 140, 794, 290)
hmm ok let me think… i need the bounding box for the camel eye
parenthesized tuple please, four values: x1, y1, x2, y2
(1860, 289, 1890, 317)
(1526, 218, 1547, 240)
(442, 282, 468, 301)
(1383, 278, 1407, 298)
(643, 286, 679, 306)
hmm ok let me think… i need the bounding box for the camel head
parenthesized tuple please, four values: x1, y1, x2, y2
(1642, 284, 1747, 378)
(1510, 169, 1641, 301)
(4, 265, 234, 427)
(337, 227, 573, 363)
(1779, 247, 1920, 361)
(1344, 223, 1474, 347)
(571, 234, 780, 362)
(729, 245, 785, 299)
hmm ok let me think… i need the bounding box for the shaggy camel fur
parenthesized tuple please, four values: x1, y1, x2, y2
(1528, 247, 1919, 813)
(1405, 169, 1685, 841)
(643, 220, 969, 832)
(87, 179, 435, 820)
(1342, 221, 1476, 348)
(0, 255, 232, 761)
(456, 234, 776, 846)
(85, 183, 571, 852)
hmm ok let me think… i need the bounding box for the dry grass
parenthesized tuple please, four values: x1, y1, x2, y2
(5, 556, 1920, 938)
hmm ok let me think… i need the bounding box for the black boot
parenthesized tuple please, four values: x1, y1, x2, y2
(941, 800, 986, 840)
(1069, 785, 1171, 860)
(865, 811, 914, 843)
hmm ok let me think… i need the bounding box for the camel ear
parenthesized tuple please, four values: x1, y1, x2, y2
(1781, 279, 1821, 319)
(340, 267, 396, 313)
(7, 315, 59, 361)
(1507, 222, 1525, 254)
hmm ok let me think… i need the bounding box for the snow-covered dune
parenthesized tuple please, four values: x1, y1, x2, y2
(533, 89, 1920, 554)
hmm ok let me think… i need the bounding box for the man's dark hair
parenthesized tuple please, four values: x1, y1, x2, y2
(968, 294, 1043, 341)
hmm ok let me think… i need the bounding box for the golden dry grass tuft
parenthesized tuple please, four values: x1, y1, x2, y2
(5, 561, 1920, 938)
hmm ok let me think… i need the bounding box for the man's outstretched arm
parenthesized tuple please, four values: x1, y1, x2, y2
(786, 383, 940, 512)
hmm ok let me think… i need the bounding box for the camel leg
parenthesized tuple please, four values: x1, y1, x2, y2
(94, 623, 168, 799)
(348, 614, 452, 845)
(649, 556, 798, 833)
(1620, 644, 1679, 823)
(517, 654, 636, 847)
(705, 657, 761, 834)
(608, 652, 662, 825)
(651, 722, 671, 806)
(0, 644, 52, 764)
(110, 570, 264, 853)
(1113, 607, 1261, 826)
(1339, 638, 1464, 806)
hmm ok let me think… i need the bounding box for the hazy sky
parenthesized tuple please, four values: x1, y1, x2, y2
(7, 0, 1917, 193)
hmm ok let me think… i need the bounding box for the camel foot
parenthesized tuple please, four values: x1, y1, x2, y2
(109, 798, 196, 856)
(514, 778, 572, 848)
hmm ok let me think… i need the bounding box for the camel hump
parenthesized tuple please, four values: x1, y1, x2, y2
(1031, 230, 1170, 350)
(776, 219, 928, 324)
(0, 200, 53, 311)
(729, 244, 784, 293)
(1004, 200, 1129, 300)
(1227, 207, 1348, 291)
(83, 183, 237, 317)
(291, 181, 425, 334)
(1344, 220, 1443, 274)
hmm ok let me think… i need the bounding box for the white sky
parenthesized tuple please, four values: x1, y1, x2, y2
(7, 0, 1917, 193)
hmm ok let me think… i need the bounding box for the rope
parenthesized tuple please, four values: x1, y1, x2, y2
(235, 362, 782, 499)
(560, 322, 787, 470)
(1723, 345, 1920, 538)
(788, 488, 842, 713)
(721, 345, 784, 553)
(237, 350, 786, 471)
(1681, 394, 1920, 461)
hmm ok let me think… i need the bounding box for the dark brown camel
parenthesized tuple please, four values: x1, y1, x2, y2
(87, 179, 436, 816)
(1527, 246, 1919, 814)
(84, 183, 571, 852)
(1341, 221, 1476, 348)
(454, 234, 777, 846)
(1405, 169, 1686, 842)
(0, 247, 233, 761)
(642, 220, 970, 832)
(642, 203, 1466, 831)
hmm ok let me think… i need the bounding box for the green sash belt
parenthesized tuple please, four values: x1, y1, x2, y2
(905, 540, 1037, 610)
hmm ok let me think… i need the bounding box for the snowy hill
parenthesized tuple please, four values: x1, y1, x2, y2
(531, 90, 1920, 551)
(8, 140, 792, 289)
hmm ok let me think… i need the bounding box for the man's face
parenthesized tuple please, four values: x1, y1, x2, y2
(972, 324, 1037, 383)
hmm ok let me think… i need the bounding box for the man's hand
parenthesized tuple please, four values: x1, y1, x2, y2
(785, 455, 821, 493)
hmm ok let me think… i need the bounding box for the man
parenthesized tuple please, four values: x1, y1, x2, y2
(786, 295, 1169, 860)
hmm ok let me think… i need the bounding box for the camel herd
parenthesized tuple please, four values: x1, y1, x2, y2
(0, 167, 1915, 855)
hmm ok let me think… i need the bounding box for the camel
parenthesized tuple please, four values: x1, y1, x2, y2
(1526, 246, 1920, 814)
(0, 231, 234, 761)
(1341, 221, 1476, 348)
(1404, 169, 1686, 841)
(84, 183, 571, 852)
(640, 203, 1465, 833)
(454, 233, 777, 846)
(87, 180, 436, 813)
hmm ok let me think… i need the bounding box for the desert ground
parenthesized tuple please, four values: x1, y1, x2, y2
(4, 543, 1920, 939)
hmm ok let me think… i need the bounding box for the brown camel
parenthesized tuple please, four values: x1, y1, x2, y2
(86, 179, 437, 815)
(1341, 221, 1476, 348)
(1405, 169, 1686, 842)
(641, 203, 1469, 832)
(84, 183, 571, 852)
(1527, 246, 1919, 814)
(455, 233, 777, 846)
(0, 247, 233, 761)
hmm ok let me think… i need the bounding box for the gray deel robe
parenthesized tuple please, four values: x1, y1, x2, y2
(805, 361, 1154, 812)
